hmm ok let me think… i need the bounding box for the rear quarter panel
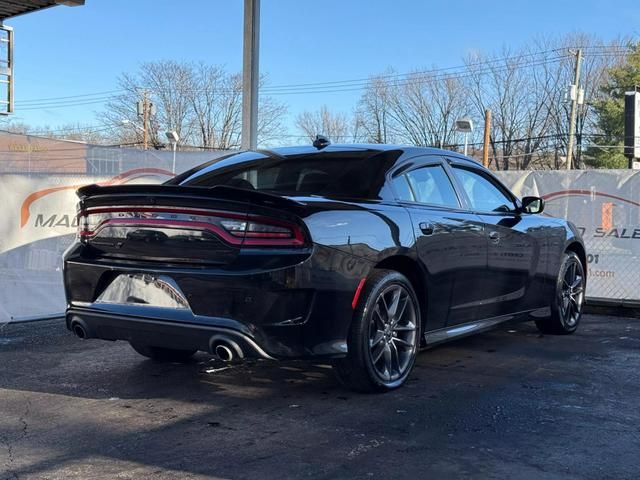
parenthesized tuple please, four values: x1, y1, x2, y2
(299, 199, 416, 264)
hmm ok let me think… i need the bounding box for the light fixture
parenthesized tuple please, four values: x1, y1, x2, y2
(455, 117, 474, 156)
(455, 117, 474, 133)
(165, 131, 180, 144)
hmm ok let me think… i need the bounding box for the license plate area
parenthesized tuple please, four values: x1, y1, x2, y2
(96, 274, 190, 310)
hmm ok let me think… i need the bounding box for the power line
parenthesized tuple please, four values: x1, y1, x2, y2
(17, 98, 117, 110)
(13, 55, 575, 108)
(15, 89, 124, 105)
(260, 46, 630, 92)
(13, 44, 632, 108)
(24, 49, 628, 107)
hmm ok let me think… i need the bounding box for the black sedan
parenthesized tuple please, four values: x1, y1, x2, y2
(63, 143, 586, 392)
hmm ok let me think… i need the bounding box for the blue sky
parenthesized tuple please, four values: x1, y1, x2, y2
(6, 0, 640, 134)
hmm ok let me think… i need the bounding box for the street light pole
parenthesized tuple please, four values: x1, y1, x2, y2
(165, 131, 180, 174)
(241, 0, 260, 150)
(171, 142, 177, 174)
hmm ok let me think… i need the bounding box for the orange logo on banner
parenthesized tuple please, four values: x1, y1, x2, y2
(19, 168, 174, 228)
(601, 202, 613, 231)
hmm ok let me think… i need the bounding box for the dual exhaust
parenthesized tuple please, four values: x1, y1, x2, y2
(70, 320, 244, 362)
(71, 320, 89, 340)
(210, 335, 244, 362)
(214, 343, 235, 362)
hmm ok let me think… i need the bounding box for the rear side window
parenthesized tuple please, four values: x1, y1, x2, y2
(391, 175, 414, 201)
(393, 165, 459, 208)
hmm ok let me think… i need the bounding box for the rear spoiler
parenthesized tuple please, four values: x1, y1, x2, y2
(76, 184, 305, 212)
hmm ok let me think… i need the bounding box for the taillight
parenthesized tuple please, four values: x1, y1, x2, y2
(77, 206, 306, 247)
(219, 218, 303, 244)
(77, 212, 103, 239)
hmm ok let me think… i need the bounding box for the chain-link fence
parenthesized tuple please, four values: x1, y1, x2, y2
(497, 169, 640, 304)
(0, 132, 228, 323)
(1, 131, 638, 323)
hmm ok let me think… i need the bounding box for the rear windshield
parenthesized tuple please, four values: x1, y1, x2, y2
(176, 150, 400, 199)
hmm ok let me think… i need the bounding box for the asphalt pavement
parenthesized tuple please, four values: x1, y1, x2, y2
(1, 314, 639, 480)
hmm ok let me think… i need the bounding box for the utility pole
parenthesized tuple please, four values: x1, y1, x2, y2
(136, 91, 151, 150)
(142, 90, 149, 150)
(241, 0, 260, 150)
(566, 49, 583, 170)
(482, 109, 491, 168)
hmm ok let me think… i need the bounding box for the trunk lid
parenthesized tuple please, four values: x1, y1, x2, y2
(76, 184, 307, 266)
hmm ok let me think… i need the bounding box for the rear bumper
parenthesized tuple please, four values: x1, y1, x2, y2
(66, 307, 275, 359)
(63, 243, 373, 359)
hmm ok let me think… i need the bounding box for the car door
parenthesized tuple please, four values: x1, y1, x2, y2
(447, 161, 544, 317)
(389, 158, 487, 330)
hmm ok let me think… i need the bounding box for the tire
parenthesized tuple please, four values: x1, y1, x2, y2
(334, 269, 421, 393)
(130, 342, 197, 362)
(535, 251, 585, 335)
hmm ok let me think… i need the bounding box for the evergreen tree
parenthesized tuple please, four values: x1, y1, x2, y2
(586, 43, 640, 168)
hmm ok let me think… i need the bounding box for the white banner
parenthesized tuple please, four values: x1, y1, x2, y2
(1, 168, 638, 323)
(0, 168, 176, 323)
(496, 170, 640, 304)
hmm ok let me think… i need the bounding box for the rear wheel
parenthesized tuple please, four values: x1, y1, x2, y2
(334, 269, 421, 393)
(535, 251, 585, 335)
(130, 342, 197, 362)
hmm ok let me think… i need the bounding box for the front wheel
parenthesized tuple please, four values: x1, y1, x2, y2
(535, 251, 585, 335)
(334, 269, 421, 393)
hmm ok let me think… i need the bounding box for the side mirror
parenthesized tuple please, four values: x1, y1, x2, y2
(521, 196, 545, 214)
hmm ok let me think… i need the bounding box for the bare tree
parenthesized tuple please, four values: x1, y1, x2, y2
(385, 72, 469, 148)
(187, 67, 287, 149)
(356, 74, 396, 143)
(296, 105, 353, 142)
(99, 61, 287, 149)
(258, 90, 289, 147)
(186, 67, 242, 149)
(0, 120, 108, 144)
(464, 48, 537, 170)
(99, 60, 194, 148)
(0, 120, 30, 135)
(464, 36, 629, 170)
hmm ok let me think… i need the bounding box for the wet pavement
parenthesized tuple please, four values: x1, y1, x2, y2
(1, 314, 639, 479)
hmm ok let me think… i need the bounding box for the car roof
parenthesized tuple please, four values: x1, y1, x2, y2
(264, 143, 482, 167)
(170, 143, 484, 187)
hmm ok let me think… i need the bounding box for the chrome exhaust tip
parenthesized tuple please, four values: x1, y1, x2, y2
(215, 344, 234, 362)
(209, 334, 245, 361)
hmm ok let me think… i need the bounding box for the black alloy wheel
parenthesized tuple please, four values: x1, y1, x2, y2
(536, 251, 585, 335)
(335, 269, 420, 392)
(368, 284, 419, 383)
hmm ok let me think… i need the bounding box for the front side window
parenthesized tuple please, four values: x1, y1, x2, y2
(392, 165, 459, 208)
(451, 166, 514, 213)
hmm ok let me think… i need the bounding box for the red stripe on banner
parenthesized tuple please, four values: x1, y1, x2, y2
(541, 190, 640, 208)
(19, 168, 175, 228)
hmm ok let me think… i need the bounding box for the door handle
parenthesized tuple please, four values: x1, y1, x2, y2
(489, 231, 500, 242)
(419, 222, 434, 235)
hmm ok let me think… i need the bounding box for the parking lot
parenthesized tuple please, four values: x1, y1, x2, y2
(1, 313, 639, 480)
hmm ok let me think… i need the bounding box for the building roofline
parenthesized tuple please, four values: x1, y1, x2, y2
(0, 1, 84, 21)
